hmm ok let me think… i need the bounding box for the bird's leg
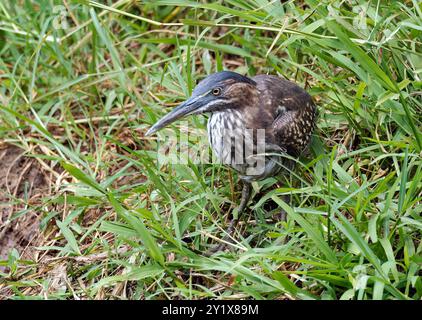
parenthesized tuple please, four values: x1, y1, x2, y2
(271, 193, 292, 245)
(225, 182, 252, 237)
(206, 182, 252, 255)
(274, 193, 291, 222)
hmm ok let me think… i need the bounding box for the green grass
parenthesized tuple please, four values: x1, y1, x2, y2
(0, 0, 421, 300)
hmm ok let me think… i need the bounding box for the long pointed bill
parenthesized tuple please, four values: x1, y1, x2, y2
(145, 96, 202, 136)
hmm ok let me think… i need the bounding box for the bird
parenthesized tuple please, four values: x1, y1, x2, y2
(146, 71, 317, 253)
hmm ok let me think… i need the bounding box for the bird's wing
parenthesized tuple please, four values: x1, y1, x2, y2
(252, 75, 316, 156)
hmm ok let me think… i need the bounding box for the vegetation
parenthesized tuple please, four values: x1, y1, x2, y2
(0, 0, 421, 300)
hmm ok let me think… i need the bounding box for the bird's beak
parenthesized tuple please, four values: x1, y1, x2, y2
(145, 95, 202, 136)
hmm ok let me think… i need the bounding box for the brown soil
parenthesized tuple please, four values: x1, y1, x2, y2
(0, 144, 47, 266)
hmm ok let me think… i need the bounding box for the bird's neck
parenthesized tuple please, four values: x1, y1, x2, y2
(209, 109, 246, 131)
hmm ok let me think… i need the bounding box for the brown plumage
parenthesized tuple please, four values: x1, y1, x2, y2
(203, 73, 316, 182)
(146, 71, 317, 252)
(254, 74, 317, 157)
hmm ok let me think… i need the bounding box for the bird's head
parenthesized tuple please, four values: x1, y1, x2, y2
(145, 71, 257, 136)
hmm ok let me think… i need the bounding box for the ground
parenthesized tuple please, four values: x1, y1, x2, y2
(0, 145, 45, 267)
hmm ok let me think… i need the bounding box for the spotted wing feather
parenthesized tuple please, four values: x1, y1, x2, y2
(252, 75, 317, 157)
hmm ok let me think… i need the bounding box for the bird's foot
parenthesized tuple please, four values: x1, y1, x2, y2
(272, 209, 288, 223)
(204, 219, 239, 256)
(272, 193, 290, 223)
(205, 242, 229, 256)
(204, 182, 252, 256)
(273, 208, 291, 244)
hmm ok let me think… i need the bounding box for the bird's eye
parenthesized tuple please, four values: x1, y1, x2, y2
(212, 88, 222, 96)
